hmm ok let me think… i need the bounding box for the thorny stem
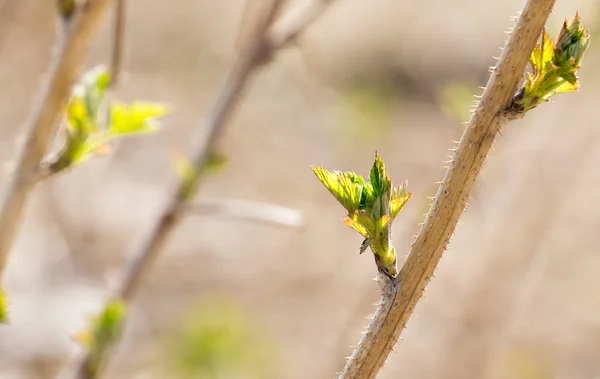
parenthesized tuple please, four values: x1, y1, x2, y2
(337, 0, 556, 378)
(0, 0, 112, 279)
(64, 1, 339, 378)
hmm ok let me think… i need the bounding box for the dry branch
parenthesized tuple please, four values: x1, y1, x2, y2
(338, 1, 556, 378)
(0, 0, 112, 279)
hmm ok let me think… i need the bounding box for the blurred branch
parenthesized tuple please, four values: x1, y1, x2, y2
(109, 0, 125, 87)
(186, 198, 304, 228)
(337, 1, 556, 378)
(63, 0, 339, 377)
(0, 0, 111, 279)
(0, 0, 22, 53)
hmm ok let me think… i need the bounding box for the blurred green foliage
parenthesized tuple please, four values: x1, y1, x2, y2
(163, 300, 275, 379)
(499, 346, 555, 379)
(75, 299, 127, 376)
(337, 81, 396, 143)
(438, 82, 477, 124)
(0, 288, 7, 323)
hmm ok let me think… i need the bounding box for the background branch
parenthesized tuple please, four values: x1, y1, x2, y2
(0, 0, 112, 279)
(338, 0, 556, 378)
(63, 0, 339, 377)
(109, 0, 125, 88)
(186, 198, 304, 228)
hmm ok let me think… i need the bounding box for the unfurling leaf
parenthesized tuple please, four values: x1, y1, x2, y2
(391, 182, 412, 220)
(554, 12, 590, 68)
(311, 166, 366, 212)
(344, 217, 369, 238)
(369, 151, 391, 197)
(312, 151, 410, 277)
(512, 12, 590, 112)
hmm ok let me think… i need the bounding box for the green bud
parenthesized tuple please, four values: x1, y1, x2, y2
(554, 12, 591, 68)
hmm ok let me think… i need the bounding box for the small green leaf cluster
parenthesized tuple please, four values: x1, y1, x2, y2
(311, 151, 411, 277)
(512, 13, 591, 112)
(75, 299, 127, 375)
(48, 66, 168, 173)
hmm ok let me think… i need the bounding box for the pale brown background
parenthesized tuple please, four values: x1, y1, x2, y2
(0, 0, 599, 378)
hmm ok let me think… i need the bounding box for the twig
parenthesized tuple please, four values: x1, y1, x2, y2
(109, 0, 125, 88)
(185, 198, 304, 228)
(337, 1, 556, 378)
(0, 0, 112, 279)
(63, 1, 339, 378)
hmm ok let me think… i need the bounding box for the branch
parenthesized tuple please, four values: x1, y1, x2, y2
(62, 0, 339, 377)
(109, 0, 125, 88)
(185, 198, 304, 228)
(338, 1, 556, 378)
(0, 0, 112, 279)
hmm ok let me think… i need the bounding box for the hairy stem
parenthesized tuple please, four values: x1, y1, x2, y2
(63, 1, 339, 378)
(338, 0, 556, 378)
(0, 0, 111, 279)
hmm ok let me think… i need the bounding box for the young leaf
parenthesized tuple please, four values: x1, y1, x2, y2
(391, 184, 412, 220)
(108, 102, 168, 137)
(512, 12, 590, 112)
(554, 12, 590, 68)
(0, 288, 7, 323)
(343, 217, 370, 238)
(66, 96, 96, 135)
(311, 166, 365, 212)
(369, 151, 391, 197)
(312, 152, 410, 278)
(530, 30, 554, 76)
